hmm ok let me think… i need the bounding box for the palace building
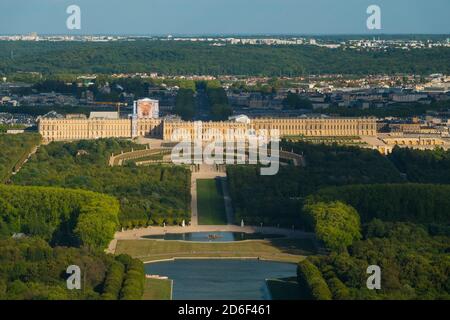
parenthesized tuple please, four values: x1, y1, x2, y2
(38, 112, 377, 142)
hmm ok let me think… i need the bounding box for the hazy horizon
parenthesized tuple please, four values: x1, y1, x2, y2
(2, 33, 450, 37)
(1, 0, 449, 35)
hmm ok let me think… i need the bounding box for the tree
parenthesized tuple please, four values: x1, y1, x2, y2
(174, 89, 195, 120)
(283, 93, 313, 110)
(303, 201, 361, 251)
(210, 104, 232, 121)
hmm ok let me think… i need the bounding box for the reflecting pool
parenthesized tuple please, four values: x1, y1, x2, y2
(145, 259, 296, 300)
(142, 231, 284, 242)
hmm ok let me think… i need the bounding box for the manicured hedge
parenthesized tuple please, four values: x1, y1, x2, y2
(297, 259, 332, 300)
(101, 261, 126, 300)
(117, 255, 145, 300)
(326, 277, 351, 300)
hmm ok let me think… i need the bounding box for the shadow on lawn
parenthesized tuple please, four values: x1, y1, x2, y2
(266, 238, 320, 256)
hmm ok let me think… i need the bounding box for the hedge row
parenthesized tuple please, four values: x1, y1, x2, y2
(326, 277, 351, 300)
(297, 259, 332, 300)
(117, 255, 145, 300)
(101, 261, 126, 300)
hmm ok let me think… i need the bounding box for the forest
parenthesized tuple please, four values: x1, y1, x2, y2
(0, 238, 144, 300)
(310, 184, 450, 225)
(297, 220, 450, 300)
(11, 139, 191, 227)
(1, 41, 450, 76)
(0, 133, 41, 182)
(0, 184, 119, 250)
(0, 135, 149, 300)
(227, 142, 450, 228)
(246, 143, 450, 300)
(226, 141, 450, 299)
(227, 142, 403, 227)
(324, 100, 450, 118)
(388, 146, 450, 183)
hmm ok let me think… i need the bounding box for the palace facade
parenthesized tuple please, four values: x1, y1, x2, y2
(38, 114, 377, 142)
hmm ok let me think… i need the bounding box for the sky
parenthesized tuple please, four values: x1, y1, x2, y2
(0, 0, 449, 35)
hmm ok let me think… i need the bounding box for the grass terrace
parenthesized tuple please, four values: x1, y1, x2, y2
(197, 179, 228, 225)
(142, 278, 172, 300)
(115, 238, 318, 263)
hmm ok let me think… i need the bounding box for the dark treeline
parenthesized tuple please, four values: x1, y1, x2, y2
(228, 142, 450, 228)
(227, 142, 402, 227)
(283, 92, 313, 110)
(310, 184, 450, 225)
(205, 84, 232, 121)
(324, 100, 450, 118)
(1, 41, 450, 76)
(11, 139, 191, 227)
(0, 105, 119, 117)
(174, 88, 196, 120)
(31, 77, 162, 101)
(0, 238, 144, 300)
(388, 147, 450, 183)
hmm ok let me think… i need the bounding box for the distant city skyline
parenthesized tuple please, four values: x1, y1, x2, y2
(0, 0, 449, 35)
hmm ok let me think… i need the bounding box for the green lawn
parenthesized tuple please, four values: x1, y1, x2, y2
(197, 179, 227, 225)
(142, 278, 172, 300)
(115, 238, 317, 263)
